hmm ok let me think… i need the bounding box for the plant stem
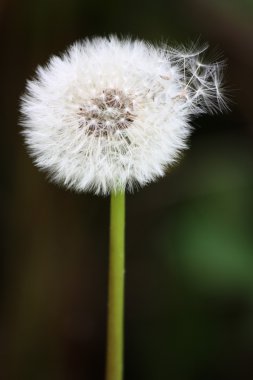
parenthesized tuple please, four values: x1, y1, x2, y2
(106, 191, 125, 380)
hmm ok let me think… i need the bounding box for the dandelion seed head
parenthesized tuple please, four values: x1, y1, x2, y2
(20, 36, 226, 195)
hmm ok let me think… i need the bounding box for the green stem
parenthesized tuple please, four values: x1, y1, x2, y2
(106, 191, 125, 380)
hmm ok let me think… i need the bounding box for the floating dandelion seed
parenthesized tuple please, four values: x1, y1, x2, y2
(20, 36, 226, 195)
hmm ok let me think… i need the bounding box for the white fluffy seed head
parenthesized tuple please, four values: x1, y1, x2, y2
(20, 36, 226, 195)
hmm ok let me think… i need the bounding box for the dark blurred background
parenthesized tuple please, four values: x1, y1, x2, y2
(1, 0, 253, 379)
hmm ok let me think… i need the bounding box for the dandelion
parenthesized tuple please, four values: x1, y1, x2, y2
(20, 36, 225, 196)
(20, 36, 226, 380)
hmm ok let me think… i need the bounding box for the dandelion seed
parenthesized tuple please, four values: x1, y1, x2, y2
(20, 36, 226, 195)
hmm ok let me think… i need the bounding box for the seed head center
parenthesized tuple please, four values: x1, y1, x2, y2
(78, 88, 135, 136)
